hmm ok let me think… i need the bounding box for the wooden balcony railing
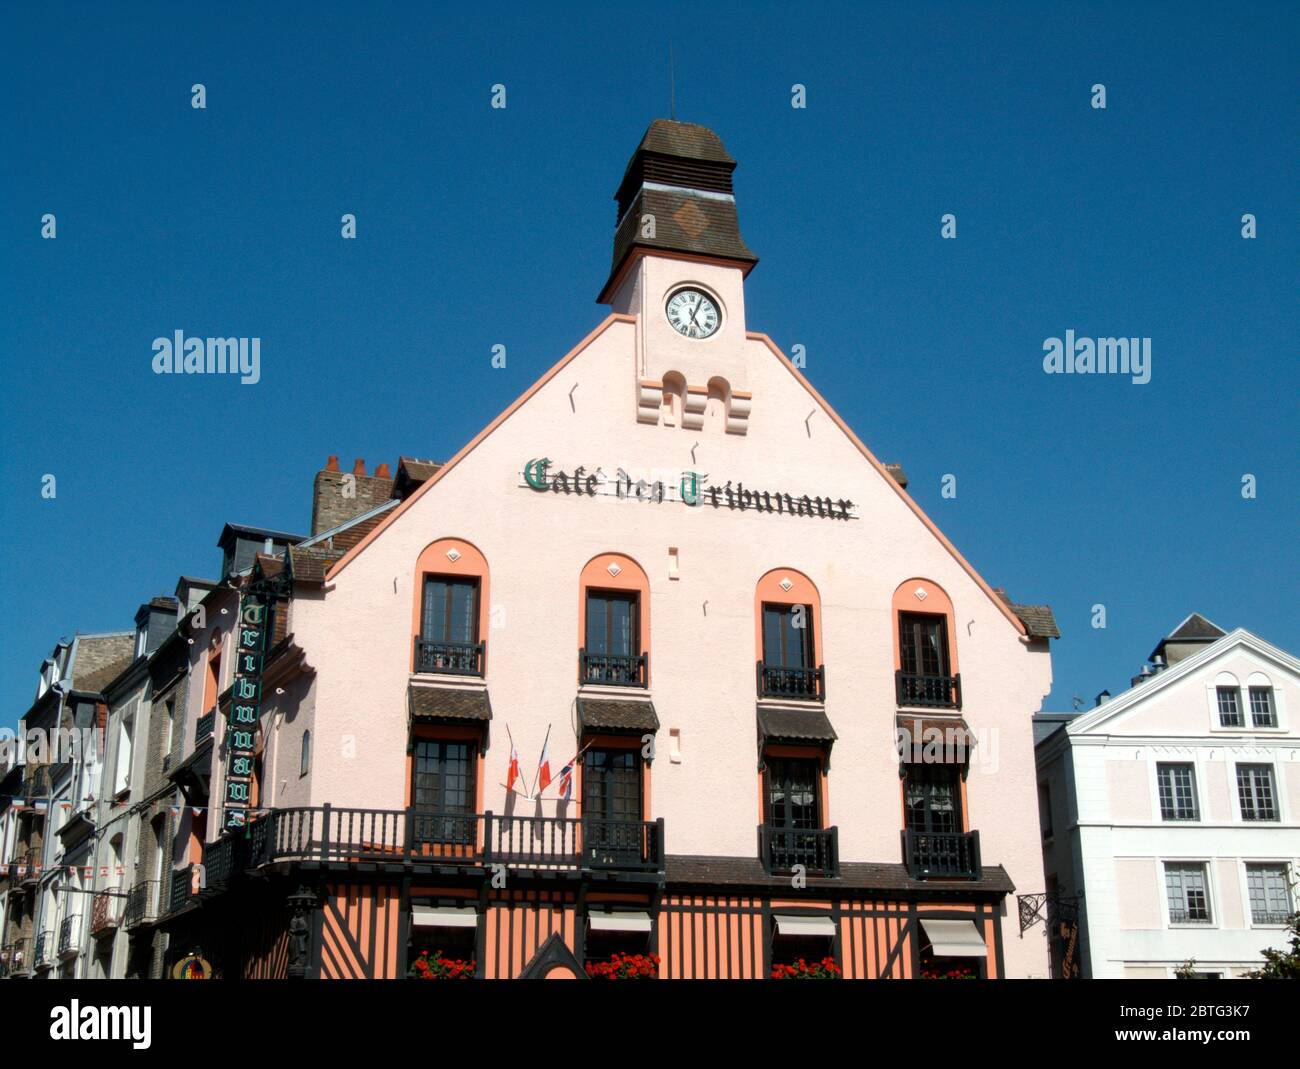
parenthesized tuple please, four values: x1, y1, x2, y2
(252, 805, 665, 874)
(896, 671, 962, 710)
(759, 824, 839, 877)
(579, 649, 648, 688)
(901, 829, 981, 879)
(90, 890, 122, 935)
(757, 661, 826, 702)
(124, 881, 160, 928)
(414, 638, 485, 676)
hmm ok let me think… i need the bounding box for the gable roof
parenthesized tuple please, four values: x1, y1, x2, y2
(1064, 627, 1300, 737)
(322, 316, 1032, 636)
(1147, 611, 1226, 661)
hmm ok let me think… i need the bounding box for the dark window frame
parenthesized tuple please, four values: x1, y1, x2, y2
(584, 589, 641, 659)
(764, 756, 824, 832)
(420, 575, 480, 646)
(903, 763, 963, 835)
(761, 602, 815, 670)
(899, 612, 951, 679)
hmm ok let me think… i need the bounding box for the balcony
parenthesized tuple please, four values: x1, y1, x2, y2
(896, 671, 962, 710)
(57, 914, 81, 959)
(901, 829, 981, 879)
(124, 881, 161, 928)
(0, 939, 31, 978)
(167, 867, 196, 915)
(255, 806, 665, 875)
(90, 890, 123, 936)
(759, 824, 839, 877)
(33, 930, 52, 969)
(580, 649, 648, 688)
(195, 709, 216, 745)
(414, 638, 485, 676)
(757, 661, 825, 702)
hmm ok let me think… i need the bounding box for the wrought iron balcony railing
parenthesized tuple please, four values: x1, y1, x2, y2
(579, 649, 648, 688)
(759, 824, 839, 877)
(902, 829, 981, 879)
(33, 930, 51, 968)
(195, 709, 216, 745)
(1169, 908, 1213, 925)
(896, 670, 962, 709)
(252, 805, 665, 874)
(90, 890, 122, 935)
(57, 914, 80, 958)
(757, 661, 825, 702)
(414, 638, 486, 676)
(124, 881, 160, 928)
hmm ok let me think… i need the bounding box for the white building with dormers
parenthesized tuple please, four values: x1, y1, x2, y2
(1036, 614, 1300, 978)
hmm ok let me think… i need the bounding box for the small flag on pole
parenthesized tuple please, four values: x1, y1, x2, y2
(536, 735, 553, 795)
(557, 760, 574, 801)
(506, 740, 520, 793)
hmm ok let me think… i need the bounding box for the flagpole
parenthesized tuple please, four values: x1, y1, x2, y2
(529, 724, 552, 800)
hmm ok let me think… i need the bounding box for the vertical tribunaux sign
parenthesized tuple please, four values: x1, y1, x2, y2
(223, 595, 266, 829)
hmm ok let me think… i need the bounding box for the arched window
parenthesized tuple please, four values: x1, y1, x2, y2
(891, 579, 960, 709)
(411, 539, 490, 676)
(579, 554, 650, 688)
(704, 376, 731, 433)
(754, 568, 824, 701)
(660, 371, 686, 427)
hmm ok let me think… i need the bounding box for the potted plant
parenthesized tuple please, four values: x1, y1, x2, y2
(409, 949, 476, 979)
(585, 951, 660, 979)
(770, 957, 842, 979)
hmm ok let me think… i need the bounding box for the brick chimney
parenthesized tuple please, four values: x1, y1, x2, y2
(311, 456, 397, 536)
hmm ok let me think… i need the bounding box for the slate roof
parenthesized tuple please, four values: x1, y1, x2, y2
(756, 704, 837, 744)
(408, 685, 492, 722)
(665, 855, 1015, 896)
(576, 696, 659, 734)
(635, 119, 736, 164)
(996, 593, 1060, 639)
(1167, 612, 1226, 640)
(69, 633, 135, 693)
(288, 545, 346, 584)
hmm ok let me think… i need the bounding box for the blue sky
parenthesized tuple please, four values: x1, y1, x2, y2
(2, 1, 1296, 724)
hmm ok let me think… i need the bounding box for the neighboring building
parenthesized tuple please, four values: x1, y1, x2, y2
(1036, 614, 1300, 978)
(85, 596, 181, 978)
(1, 633, 134, 979)
(153, 119, 1059, 980)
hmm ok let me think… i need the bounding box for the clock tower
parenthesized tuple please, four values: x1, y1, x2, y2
(598, 120, 759, 434)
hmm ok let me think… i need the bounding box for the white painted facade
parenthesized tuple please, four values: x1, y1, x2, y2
(1037, 628, 1300, 978)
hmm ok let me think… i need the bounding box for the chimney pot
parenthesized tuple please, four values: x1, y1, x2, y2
(374, 463, 391, 479)
(352, 458, 366, 476)
(325, 455, 340, 472)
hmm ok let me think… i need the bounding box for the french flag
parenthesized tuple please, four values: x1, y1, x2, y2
(557, 761, 574, 801)
(536, 738, 553, 795)
(506, 742, 520, 793)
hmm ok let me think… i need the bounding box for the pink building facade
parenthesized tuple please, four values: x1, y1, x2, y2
(160, 121, 1057, 980)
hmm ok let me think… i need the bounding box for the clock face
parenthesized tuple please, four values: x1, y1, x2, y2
(666, 289, 720, 339)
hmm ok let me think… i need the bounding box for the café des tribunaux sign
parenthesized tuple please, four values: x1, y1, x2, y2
(522, 458, 856, 521)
